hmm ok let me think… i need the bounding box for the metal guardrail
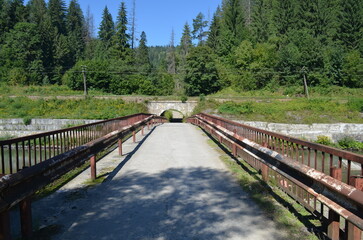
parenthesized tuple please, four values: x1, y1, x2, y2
(0, 113, 153, 175)
(188, 113, 363, 240)
(0, 113, 166, 240)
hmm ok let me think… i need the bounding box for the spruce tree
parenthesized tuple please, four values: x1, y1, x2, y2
(251, 0, 273, 43)
(207, 7, 222, 50)
(48, 0, 67, 35)
(272, 0, 297, 37)
(27, 0, 47, 25)
(113, 1, 130, 60)
(136, 31, 150, 70)
(339, 0, 362, 50)
(221, 0, 246, 45)
(66, 0, 85, 63)
(192, 12, 208, 45)
(180, 22, 193, 57)
(98, 6, 114, 48)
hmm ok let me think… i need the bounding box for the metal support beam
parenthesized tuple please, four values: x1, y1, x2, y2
(90, 155, 96, 180)
(20, 197, 32, 239)
(328, 167, 342, 240)
(118, 139, 122, 156)
(0, 210, 11, 240)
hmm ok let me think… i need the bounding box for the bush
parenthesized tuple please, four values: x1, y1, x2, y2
(163, 110, 173, 122)
(23, 116, 32, 125)
(338, 137, 363, 150)
(181, 95, 188, 103)
(315, 135, 334, 146)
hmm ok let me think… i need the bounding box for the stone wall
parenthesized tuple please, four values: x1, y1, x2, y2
(147, 101, 198, 116)
(235, 120, 363, 142)
(0, 118, 99, 137)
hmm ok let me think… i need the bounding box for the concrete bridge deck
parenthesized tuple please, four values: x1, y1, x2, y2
(20, 123, 287, 240)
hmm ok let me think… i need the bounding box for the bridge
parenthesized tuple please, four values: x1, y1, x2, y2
(0, 113, 362, 240)
(147, 100, 198, 118)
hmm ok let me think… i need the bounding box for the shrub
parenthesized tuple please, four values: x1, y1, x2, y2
(315, 135, 334, 146)
(338, 137, 363, 150)
(23, 116, 32, 125)
(181, 95, 188, 103)
(163, 110, 173, 122)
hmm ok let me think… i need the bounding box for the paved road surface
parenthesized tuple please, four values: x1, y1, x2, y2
(27, 123, 287, 240)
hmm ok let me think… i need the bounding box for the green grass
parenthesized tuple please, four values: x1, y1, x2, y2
(194, 97, 363, 124)
(210, 86, 363, 99)
(0, 97, 147, 119)
(0, 84, 109, 96)
(205, 137, 321, 240)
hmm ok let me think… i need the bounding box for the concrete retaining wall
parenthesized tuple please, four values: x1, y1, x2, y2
(235, 120, 363, 142)
(0, 118, 99, 137)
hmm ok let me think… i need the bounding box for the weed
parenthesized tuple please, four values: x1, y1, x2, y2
(23, 116, 32, 125)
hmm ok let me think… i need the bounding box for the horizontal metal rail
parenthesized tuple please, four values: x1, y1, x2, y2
(0, 113, 152, 175)
(0, 114, 166, 240)
(188, 113, 363, 240)
(194, 113, 363, 184)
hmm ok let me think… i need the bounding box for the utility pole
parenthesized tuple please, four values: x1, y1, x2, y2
(82, 65, 87, 96)
(302, 66, 309, 99)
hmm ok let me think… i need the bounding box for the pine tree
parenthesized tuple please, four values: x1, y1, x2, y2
(48, 0, 67, 35)
(207, 7, 222, 50)
(98, 6, 114, 47)
(27, 0, 47, 25)
(221, 0, 246, 45)
(339, 0, 362, 50)
(66, 0, 85, 63)
(180, 22, 193, 57)
(272, 0, 298, 37)
(251, 0, 273, 43)
(136, 31, 150, 69)
(113, 1, 130, 59)
(192, 12, 208, 45)
(0, 0, 27, 39)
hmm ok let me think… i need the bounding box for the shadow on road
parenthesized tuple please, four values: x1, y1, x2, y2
(50, 167, 286, 240)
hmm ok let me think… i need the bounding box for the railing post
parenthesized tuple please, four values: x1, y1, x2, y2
(261, 163, 269, 182)
(133, 131, 136, 143)
(118, 139, 122, 156)
(347, 176, 363, 240)
(327, 167, 342, 240)
(0, 210, 11, 240)
(20, 197, 32, 239)
(141, 126, 144, 136)
(90, 155, 96, 180)
(232, 143, 237, 157)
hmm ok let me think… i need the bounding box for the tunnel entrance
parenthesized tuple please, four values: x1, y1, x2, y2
(160, 109, 184, 123)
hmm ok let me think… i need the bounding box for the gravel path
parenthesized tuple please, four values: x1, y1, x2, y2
(26, 123, 287, 240)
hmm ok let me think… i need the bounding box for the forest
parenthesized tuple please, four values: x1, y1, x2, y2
(0, 0, 362, 97)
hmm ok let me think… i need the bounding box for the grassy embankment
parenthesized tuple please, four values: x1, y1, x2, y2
(196, 86, 363, 124)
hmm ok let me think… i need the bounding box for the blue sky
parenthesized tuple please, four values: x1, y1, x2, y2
(26, 0, 222, 46)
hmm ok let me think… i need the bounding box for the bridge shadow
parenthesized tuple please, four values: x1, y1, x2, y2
(200, 128, 327, 240)
(47, 167, 288, 240)
(104, 125, 159, 182)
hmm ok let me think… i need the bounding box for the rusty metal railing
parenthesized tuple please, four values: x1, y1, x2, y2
(188, 113, 363, 240)
(0, 113, 153, 175)
(0, 113, 166, 240)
